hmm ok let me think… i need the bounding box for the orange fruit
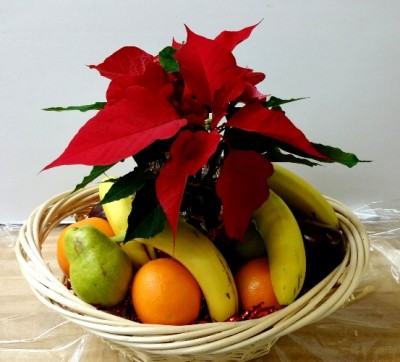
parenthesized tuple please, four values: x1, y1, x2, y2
(57, 217, 115, 277)
(132, 258, 202, 325)
(235, 257, 281, 311)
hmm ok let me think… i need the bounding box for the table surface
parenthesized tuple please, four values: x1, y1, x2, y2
(1, 223, 400, 362)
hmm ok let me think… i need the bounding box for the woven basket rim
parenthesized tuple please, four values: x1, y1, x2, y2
(15, 185, 370, 360)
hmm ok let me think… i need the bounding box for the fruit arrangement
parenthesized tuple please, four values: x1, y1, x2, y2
(56, 163, 348, 325)
(43, 23, 365, 326)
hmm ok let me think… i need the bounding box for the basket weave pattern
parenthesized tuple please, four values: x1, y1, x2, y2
(15, 185, 370, 361)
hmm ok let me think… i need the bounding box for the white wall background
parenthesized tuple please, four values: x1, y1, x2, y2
(1, 0, 399, 223)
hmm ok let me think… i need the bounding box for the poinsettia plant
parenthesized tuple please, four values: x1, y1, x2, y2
(43, 23, 362, 242)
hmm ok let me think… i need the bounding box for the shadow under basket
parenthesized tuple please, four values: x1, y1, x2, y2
(15, 185, 370, 362)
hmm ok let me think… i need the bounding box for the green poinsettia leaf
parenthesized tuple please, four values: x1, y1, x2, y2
(125, 180, 166, 240)
(43, 102, 106, 112)
(126, 204, 165, 240)
(72, 164, 115, 193)
(263, 96, 307, 110)
(159, 46, 180, 73)
(100, 168, 146, 204)
(311, 143, 369, 168)
(265, 146, 321, 166)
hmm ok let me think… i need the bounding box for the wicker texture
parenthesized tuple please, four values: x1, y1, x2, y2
(15, 186, 370, 361)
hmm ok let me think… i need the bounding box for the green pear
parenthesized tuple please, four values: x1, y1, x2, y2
(64, 224, 133, 307)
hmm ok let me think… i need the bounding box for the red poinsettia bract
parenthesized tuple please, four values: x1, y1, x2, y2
(156, 130, 220, 237)
(216, 150, 274, 240)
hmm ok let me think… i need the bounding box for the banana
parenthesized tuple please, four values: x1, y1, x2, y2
(253, 190, 306, 306)
(268, 163, 339, 229)
(98, 176, 155, 268)
(120, 240, 156, 270)
(98, 176, 132, 236)
(135, 220, 239, 322)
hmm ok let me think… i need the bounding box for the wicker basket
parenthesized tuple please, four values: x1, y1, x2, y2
(15, 185, 370, 362)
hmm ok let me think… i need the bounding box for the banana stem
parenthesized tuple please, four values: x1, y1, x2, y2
(110, 234, 126, 244)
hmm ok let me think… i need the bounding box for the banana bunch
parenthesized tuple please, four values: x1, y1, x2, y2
(98, 176, 156, 270)
(135, 220, 239, 322)
(251, 163, 339, 305)
(268, 163, 339, 228)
